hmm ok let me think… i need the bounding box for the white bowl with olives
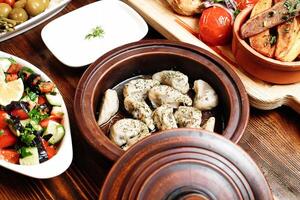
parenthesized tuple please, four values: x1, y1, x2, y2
(0, 0, 71, 42)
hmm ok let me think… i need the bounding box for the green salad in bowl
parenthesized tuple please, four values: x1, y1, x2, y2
(0, 52, 72, 178)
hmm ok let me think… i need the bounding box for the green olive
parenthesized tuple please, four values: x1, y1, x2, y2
(14, 0, 27, 8)
(0, 3, 12, 18)
(25, 0, 46, 17)
(40, 0, 49, 9)
(9, 7, 28, 22)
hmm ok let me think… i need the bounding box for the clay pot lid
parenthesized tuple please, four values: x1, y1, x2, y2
(100, 129, 272, 200)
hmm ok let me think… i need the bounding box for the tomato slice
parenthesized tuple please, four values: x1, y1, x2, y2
(0, 111, 8, 129)
(11, 108, 29, 120)
(38, 95, 47, 105)
(199, 6, 233, 46)
(236, 0, 258, 10)
(0, 128, 17, 148)
(6, 73, 18, 82)
(7, 63, 22, 74)
(42, 139, 57, 159)
(40, 115, 62, 128)
(0, 149, 19, 164)
(39, 82, 55, 93)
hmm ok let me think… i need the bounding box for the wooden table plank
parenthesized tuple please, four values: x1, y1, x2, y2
(0, 1, 299, 200)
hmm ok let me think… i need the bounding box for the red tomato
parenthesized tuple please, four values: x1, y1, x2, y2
(0, 128, 17, 148)
(38, 95, 47, 105)
(0, 149, 19, 164)
(0, 111, 8, 129)
(42, 139, 57, 159)
(6, 73, 18, 82)
(40, 115, 62, 128)
(39, 82, 54, 93)
(236, 0, 258, 10)
(199, 6, 233, 46)
(7, 63, 22, 74)
(11, 108, 29, 120)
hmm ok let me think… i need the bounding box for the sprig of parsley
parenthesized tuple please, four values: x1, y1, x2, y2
(25, 87, 38, 101)
(29, 108, 48, 124)
(85, 26, 105, 40)
(20, 124, 36, 146)
(18, 147, 32, 158)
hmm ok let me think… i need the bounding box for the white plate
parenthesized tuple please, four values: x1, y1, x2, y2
(0, 0, 71, 42)
(0, 51, 73, 179)
(41, 0, 148, 67)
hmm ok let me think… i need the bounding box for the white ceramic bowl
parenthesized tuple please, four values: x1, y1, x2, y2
(0, 51, 73, 179)
(0, 0, 71, 42)
(41, 0, 148, 67)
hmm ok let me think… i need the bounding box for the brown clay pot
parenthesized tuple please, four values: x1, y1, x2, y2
(74, 40, 249, 161)
(99, 129, 273, 200)
(232, 6, 300, 84)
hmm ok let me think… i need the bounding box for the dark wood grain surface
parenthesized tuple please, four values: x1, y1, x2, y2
(0, 1, 299, 200)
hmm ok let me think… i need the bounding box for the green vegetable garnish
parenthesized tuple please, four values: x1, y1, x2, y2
(270, 35, 277, 46)
(234, 9, 241, 17)
(0, 130, 4, 136)
(28, 91, 37, 101)
(21, 133, 35, 146)
(7, 57, 16, 64)
(213, 0, 224, 3)
(18, 147, 32, 158)
(85, 26, 105, 40)
(20, 124, 36, 146)
(29, 108, 48, 124)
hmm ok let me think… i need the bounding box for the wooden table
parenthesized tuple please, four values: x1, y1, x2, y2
(0, 1, 299, 199)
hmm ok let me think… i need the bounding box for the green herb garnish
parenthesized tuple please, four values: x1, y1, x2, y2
(18, 147, 32, 158)
(25, 88, 37, 101)
(7, 57, 16, 64)
(29, 108, 48, 124)
(19, 67, 34, 81)
(21, 133, 35, 146)
(283, 0, 300, 17)
(213, 0, 224, 3)
(0, 130, 4, 136)
(20, 124, 36, 146)
(270, 35, 277, 46)
(234, 9, 241, 17)
(28, 91, 37, 101)
(85, 26, 105, 40)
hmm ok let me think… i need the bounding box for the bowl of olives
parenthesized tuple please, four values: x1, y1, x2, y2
(0, 0, 71, 42)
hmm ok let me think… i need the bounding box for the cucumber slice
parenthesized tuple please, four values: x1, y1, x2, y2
(51, 106, 64, 117)
(48, 125, 65, 145)
(0, 58, 11, 72)
(19, 147, 39, 165)
(30, 120, 43, 132)
(43, 120, 65, 145)
(20, 119, 42, 132)
(20, 119, 31, 127)
(45, 89, 62, 106)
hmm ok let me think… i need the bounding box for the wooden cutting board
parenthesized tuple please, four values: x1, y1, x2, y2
(125, 0, 300, 114)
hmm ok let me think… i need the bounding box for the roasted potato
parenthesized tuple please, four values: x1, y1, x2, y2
(275, 17, 300, 61)
(241, 0, 300, 38)
(277, 31, 300, 62)
(249, 0, 275, 58)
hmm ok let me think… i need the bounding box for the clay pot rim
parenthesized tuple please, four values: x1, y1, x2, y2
(233, 6, 300, 71)
(74, 40, 249, 161)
